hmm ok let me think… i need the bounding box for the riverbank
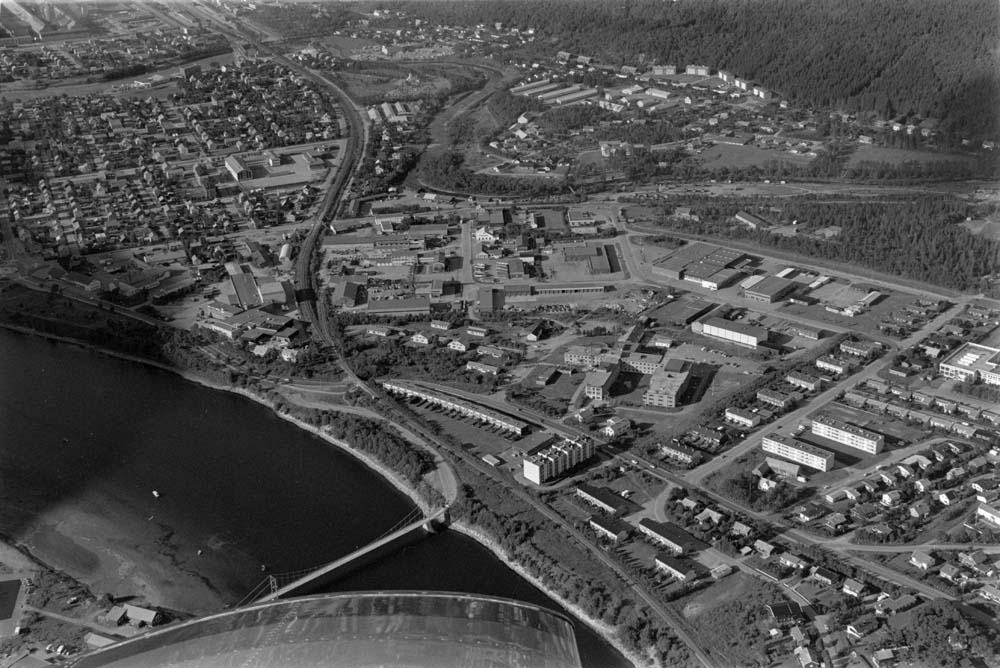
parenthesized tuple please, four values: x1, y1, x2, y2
(0, 323, 639, 666)
(451, 522, 648, 668)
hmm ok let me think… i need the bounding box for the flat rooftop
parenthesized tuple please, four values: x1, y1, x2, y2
(940, 342, 1000, 374)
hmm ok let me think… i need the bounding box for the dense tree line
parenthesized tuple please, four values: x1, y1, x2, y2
(405, 0, 1000, 140)
(277, 405, 435, 485)
(887, 601, 999, 667)
(421, 151, 570, 197)
(655, 195, 999, 291)
(450, 478, 693, 666)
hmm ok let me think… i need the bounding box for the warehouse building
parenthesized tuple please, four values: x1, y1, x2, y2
(694, 317, 770, 348)
(743, 275, 796, 303)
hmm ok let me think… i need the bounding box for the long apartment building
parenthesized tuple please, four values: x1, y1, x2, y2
(382, 380, 527, 436)
(523, 439, 596, 485)
(762, 433, 835, 472)
(810, 414, 884, 454)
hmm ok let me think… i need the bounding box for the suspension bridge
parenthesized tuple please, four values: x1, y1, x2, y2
(236, 506, 449, 607)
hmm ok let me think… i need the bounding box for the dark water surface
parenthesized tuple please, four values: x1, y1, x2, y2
(0, 329, 630, 667)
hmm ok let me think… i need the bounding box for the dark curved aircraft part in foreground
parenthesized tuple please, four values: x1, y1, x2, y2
(70, 591, 583, 668)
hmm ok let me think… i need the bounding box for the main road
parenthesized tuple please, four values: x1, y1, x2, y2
(405, 380, 962, 602)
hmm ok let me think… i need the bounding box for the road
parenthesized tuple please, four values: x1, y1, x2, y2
(685, 299, 967, 488)
(23, 605, 129, 638)
(403, 379, 969, 604)
(189, 0, 375, 397)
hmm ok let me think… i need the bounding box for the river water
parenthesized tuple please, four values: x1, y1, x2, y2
(0, 329, 630, 667)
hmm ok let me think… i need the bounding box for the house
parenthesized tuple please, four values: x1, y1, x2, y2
(976, 501, 1000, 527)
(980, 584, 1000, 604)
(846, 615, 880, 639)
(779, 553, 809, 571)
(123, 604, 162, 627)
(754, 540, 776, 558)
(790, 625, 807, 646)
(938, 491, 955, 506)
(411, 332, 432, 345)
(765, 602, 804, 624)
(939, 563, 963, 582)
(822, 512, 848, 532)
(695, 508, 725, 525)
(909, 500, 931, 519)
(731, 521, 752, 538)
(881, 491, 902, 507)
(602, 416, 632, 439)
(872, 649, 896, 668)
(811, 566, 839, 586)
(794, 503, 827, 523)
(448, 339, 469, 352)
(101, 605, 128, 626)
(959, 550, 991, 573)
(909, 551, 936, 571)
(842, 578, 865, 598)
(794, 646, 818, 668)
(876, 594, 918, 615)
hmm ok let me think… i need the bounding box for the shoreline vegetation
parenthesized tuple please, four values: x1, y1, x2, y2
(0, 322, 646, 667)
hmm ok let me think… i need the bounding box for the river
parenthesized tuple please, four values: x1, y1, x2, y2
(0, 329, 630, 667)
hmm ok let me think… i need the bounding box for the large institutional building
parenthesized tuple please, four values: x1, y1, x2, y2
(938, 342, 1000, 386)
(642, 367, 691, 408)
(810, 415, 884, 454)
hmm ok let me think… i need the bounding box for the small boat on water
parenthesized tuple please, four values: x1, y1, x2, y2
(152, 490, 161, 499)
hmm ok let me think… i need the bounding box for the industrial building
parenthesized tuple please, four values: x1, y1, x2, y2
(762, 433, 835, 472)
(743, 275, 795, 303)
(811, 414, 884, 454)
(695, 317, 770, 348)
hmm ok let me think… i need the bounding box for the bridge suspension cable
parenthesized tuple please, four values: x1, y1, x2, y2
(234, 507, 431, 607)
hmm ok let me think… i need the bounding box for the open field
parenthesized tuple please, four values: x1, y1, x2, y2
(847, 144, 977, 167)
(961, 219, 1000, 241)
(697, 143, 814, 170)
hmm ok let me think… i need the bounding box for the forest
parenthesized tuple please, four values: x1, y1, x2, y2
(653, 194, 999, 292)
(404, 0, 1000, 141)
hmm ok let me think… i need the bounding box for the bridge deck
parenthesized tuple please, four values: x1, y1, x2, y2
(258, 507, 446, 602)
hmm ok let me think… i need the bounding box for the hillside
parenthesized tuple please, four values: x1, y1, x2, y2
(404, 0, 1000, 141)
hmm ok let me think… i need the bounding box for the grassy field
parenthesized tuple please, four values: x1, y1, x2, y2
(847, 144, 977, 167)
(961, 219, 1000, 241)
(697, 143, 814, 170)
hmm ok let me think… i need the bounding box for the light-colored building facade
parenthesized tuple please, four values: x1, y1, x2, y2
(762, 433, 835, 472)
(523, 439, 596, 485)
(811, 415, 884, 454)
